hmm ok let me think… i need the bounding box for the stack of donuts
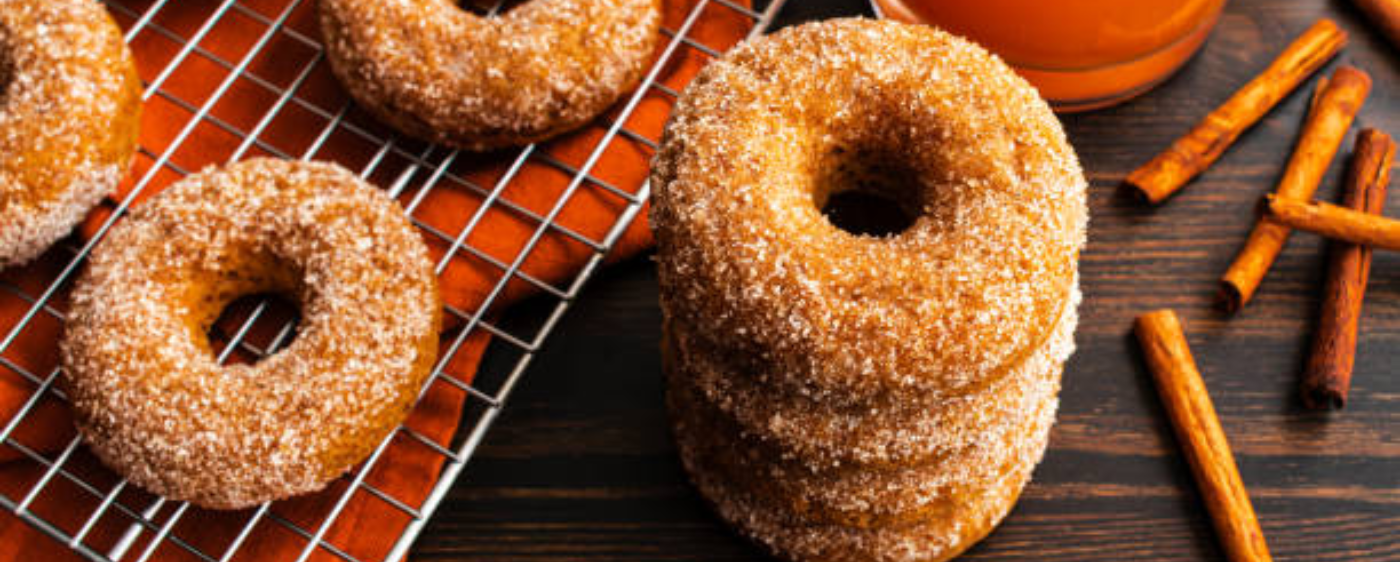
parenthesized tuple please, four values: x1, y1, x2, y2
(651, 19, 1088, 562)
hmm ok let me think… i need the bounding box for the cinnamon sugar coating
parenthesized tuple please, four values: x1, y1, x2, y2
(651, 18, 1087, 403)
(319, 0, 660, 151)
(61, 159, 442, 510)
(0, 0, 142, 269)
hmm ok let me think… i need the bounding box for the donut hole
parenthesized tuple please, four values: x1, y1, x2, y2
(207, 292, 302, 364)
(817, 149, 920, 238)
(822, 191, 915, 238)
(457, 0, 528, 16)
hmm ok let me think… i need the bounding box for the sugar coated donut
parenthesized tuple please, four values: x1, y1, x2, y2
(319, 0, 661, 151)
(651, 18, 1087, 404)
(675, 419, 1041, 562)
(667, 283, 1076, 468)
(0, 0, 141, 268)
(665, 353, 1059, 530)
(61, 158, 442, 509)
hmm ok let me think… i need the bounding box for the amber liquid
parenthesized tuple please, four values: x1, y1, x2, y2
(872, 0, 1227, 112)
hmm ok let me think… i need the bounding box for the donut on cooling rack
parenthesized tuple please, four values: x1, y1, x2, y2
(651, 18, 1088, 562)
(0, 0, 142, 269)
(60, 158, 442, 510)
(318, 0, 661, 151)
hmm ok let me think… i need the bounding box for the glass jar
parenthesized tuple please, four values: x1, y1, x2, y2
(871, 0, 1228, 112)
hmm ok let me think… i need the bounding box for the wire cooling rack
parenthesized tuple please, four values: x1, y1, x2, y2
(0, 1, 787, 560)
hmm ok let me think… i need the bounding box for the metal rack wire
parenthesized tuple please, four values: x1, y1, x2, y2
(0, 1, 788, 560)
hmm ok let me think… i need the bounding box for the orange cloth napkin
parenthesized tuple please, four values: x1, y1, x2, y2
(0, 1, 754, 560)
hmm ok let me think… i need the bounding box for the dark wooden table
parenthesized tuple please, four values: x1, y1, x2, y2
(414, 0, 1400, 559)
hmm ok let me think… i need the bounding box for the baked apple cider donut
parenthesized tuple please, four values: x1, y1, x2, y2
(667, 281, 1078, 468)
(61, 159, 442, 509)
(318, 0, 661, 150)
(652, 18, 1087, 405)
(0, 0, 141, 268)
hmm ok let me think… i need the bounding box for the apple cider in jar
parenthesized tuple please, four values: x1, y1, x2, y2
(871, 0, 1227, 112)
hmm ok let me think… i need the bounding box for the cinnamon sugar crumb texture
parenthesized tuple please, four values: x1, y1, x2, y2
(651, 18, 1088, 562)
(318, 0, 660, 151)
(60, 158, 442, 510)
(0, 0, 142, 269)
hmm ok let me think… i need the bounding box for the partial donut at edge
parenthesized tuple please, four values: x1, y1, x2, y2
(318, 0, 661, 151)
(0, 0, 142, 269)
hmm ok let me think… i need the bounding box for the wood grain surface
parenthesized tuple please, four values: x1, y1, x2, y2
(413, 0, 1400, 559)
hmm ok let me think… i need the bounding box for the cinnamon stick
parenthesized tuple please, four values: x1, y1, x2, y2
(1126, 19, 1347, 203)
(1352, 0, 1400, 51)
(1297, 129, 1396, 409)
(1218, 66, 1371, 313)
(1264, 195, 1400, 251)
(1134, 310, 1274, 562)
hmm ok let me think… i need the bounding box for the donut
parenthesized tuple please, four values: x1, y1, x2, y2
(0, 0, 141, 268)
(667, 283, 1076, 468)
(60, 158, 442, 509)
(676, 421, 1040, 562)
(319, 0, 661, 150)
(665, 357, 1058, 529)
(650, 18, 1087, 404)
